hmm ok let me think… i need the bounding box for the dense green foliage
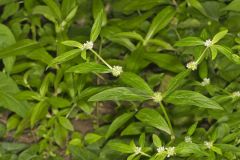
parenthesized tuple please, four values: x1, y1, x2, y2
(0, 0, 240, 159)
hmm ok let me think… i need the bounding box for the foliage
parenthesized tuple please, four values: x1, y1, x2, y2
(0, 0, 240, 159)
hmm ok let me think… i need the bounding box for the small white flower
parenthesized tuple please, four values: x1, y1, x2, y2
(166, 147, 176, 157)
(201, 78, 210, 86)
(157, 146, 165, 154)
(232, 91, 240, 98)
(152, 92, 163, 103)
(186, 61, 197, 71)
(111, 65, 123, 77)
(134, 147, 142, 154)
(204, 141, 213, 149)
(184, 136, 192, 143)
(83, 41, 93, 50)
(204, 39, 212, 47)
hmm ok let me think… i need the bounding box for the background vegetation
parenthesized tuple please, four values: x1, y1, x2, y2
(0, 0, 240, 159)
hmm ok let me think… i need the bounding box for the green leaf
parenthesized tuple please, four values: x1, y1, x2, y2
(144, 6, 175, 44)
(215, 45, 240, 64)
(114, 32, 144, 41)
(66, 62, 110, 74)
(26, 48, 53, 65)
(106, 112, 135, 139)
(135, 108, 171, 134)
(108, 141, 133, 153)
(7, 115, 20, 131)
(212, 30, 228, 44)
(165, 90, 223, 110)
(198, 60, 208, 79)
(43, 0, 62, 21)
(0, 123, 6, 138)
(32, 5, 57, 23)
(0, 24, 16, 74)
(144, 53, 185, 73)
(139, 133, 145, 147)
(0, 24, 15, 48)
(39, 73, 54, 97)
(92, 0, 107, 25)
(90, 9, 103, 42)
(62, 40, 83, 48)
(222, 0, 240, 12)
(175, 37, 204, 47)
(47, 97, 71, 108)
(163, 70, 190, 98)
(54, 121, 68, 146)
(49, 49, 82, 66)
(211, 146, 222, 155)
(120, 72, 153, 95)
(210, 45, 218, 60)
(176, 142, 207, 156)
(58, 116, 74, 131)
(152, 134, 162, 147)
(0, 142, 28, 152)
(61, 0, 76, 18)
(1, 2, 19, 20)
(0, 39, 38, 59)
(187, 122, 198, 136)
(65, 6, 78, 22)
(121, 122, 143, 136)
(88, 87, 149, 102)
(187, 0, 208, 17)
(0, 91, 29, 118)
(85, 133, 102, 144)
(30, 101, 48, 127)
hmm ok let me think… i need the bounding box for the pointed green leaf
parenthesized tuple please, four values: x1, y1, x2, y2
(165, 90, 223, 110)
(58, 116, 74, 131)
(120, 72, 153, 95)
(135, 108, 171, 134)
(145, 6, 175, 44)
(90, 9, 103, 42)
(49, 49, 82, 66)
(30, 101, 48, 127)
(62, 40, 83, 48)
(212, 30, 228, 44)
(144, 53, 185, 73)
(106, 112, 135, 139)
(163, 70, 190, 98)
(66, 62, 110, 74)
(88, 87, 149, 102)
(175, 37, 204, 47)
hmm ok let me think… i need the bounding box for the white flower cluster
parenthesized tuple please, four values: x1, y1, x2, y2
(152, 92, 163, 103)
(111, 65, 123, 77)
(157, 146, 176, 158)
(134, 147, 142, 154)
(232, 91, 240, 98)
(186, 61, 197, 71)
(201, 78, 210, 86)
(204, 39, 212, 47)
(184, 136, 192, 143)
(83, 41, 93, 50)
(204, 141, 213, 149)
(157, 146, 165, 154)
(166, 147, 176, 157)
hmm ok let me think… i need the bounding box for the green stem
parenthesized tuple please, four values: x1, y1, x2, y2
(66, 103, 77, 118)
(160, 102, 175, 140)
(196, 47, 209, 64)
(90, 49, 112, 69)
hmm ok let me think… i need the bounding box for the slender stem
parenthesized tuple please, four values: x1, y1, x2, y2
(90, 49, 112, 69)
(174, 28, 181, 40)
(160, 102, 175, 140)
(196, 47, 209, 64)
(66, 104, 77, 118)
